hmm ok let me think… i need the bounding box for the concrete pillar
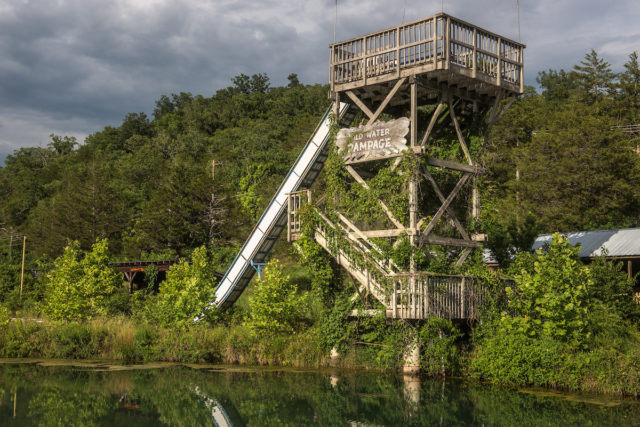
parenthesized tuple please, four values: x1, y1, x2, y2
(403, 335, 420, 374)
(330, 347, 340, 366)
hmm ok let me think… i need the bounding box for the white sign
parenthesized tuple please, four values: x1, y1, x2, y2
(336, 117, 410, 164)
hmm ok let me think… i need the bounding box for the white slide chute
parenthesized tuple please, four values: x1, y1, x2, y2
(214, 102, 350, 308)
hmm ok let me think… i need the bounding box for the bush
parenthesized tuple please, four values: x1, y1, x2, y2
(472, 331, 577, 387)
(245, 260, 306, 334)
(419, 318, 463, 376)
(139, 246, 219, 326)
(42, 239, 123, 321)
(503, 234, 592, 346)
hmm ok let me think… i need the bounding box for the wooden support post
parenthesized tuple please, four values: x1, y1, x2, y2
(628, 260, 633, 279)
(409, 78, 418, 314)
(19, 236, 26, 300)
(472, 28, 477, 78)
(333, 92, 340, 120)
(497, 38, 502, 87)
(287, 193, 292, 242)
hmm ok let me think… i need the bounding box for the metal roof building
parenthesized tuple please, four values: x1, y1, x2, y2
(532, 228, 640, 259)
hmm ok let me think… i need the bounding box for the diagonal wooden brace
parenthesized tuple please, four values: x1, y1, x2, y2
(448, 92, 473, 165)
(419, 168, 470, 241)
(420, 99, 445, 146)
(346, 77, 407, 126)
(345, 165, 405, 229)
(420, 172, 471, 240)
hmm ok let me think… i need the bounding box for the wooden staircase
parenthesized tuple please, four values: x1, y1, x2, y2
(287, 192, 484, 321)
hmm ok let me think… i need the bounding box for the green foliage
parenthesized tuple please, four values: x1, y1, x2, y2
(472, 331, 574, 387)
(484, 212, 539, 267)
(419, 318, 463, 375)
(246, 259, 306, 334)
(139, 246, 219, 327)
(317, 296, 353, 352)
(588, 255, 640, 323)
(502, 234, 592, 345)
(42, 239, 122, 321)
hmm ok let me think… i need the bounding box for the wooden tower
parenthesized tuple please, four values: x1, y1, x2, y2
(290, 13, 524, 322)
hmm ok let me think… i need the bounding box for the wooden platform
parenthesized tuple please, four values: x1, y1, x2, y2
(330, 13, 524, 101)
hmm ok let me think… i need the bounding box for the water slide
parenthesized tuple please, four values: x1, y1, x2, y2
(213, 102, 351, 308)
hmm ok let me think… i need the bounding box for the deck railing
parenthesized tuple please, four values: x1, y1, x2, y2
(390, 273, 484, 320)
(330, 13, 524, 93)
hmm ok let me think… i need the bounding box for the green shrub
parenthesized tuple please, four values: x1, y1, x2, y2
(245, 260, 306, 334)
(42, 239, 123, 321)
(472, 331, 577, 387)
(503, 234, 592, 346)
(419, 318, 463, 376)
(140, 246, 219, 327)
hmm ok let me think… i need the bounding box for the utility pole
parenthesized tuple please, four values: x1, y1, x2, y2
(20, 236, 26, 299)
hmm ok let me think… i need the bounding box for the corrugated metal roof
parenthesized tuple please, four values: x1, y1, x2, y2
(532, 227, 640, 258)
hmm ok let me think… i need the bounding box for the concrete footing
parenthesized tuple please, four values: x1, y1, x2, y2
(330, 347, 340, 366)
(402, 336, 420, 374)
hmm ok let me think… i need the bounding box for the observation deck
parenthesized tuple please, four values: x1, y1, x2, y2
(330, 13, 524, 100)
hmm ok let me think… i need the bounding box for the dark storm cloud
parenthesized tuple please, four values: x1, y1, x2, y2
(1, 0, 639, 161)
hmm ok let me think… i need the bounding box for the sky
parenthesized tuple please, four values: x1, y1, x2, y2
(1, 0, 639, 162)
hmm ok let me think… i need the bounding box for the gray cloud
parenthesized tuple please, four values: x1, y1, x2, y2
(1, 0, 639, 162)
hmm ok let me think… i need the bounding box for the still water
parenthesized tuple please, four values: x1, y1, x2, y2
(0, 360, 638, 426)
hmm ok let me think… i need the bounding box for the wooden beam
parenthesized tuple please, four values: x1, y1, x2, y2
(455, 248, 473, 267)
(352, 229, 407, 238)
(421, 173, 470, 238)
(420, 100, 445, 146)
(345, 165, 405, 229)
(421, 168, 470, 240)
(369, 77, 407, 124)
(421, 235, 481, 248)
(487, 91, 503, 128)
(448, 92, 473, 164)
(345, 90, 374, 118)
(427, 157, 484, 174)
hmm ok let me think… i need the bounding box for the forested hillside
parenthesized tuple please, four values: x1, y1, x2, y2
(2, 51, 639, 265)
(0, 73, 329, 259)
(484, 50, 640, 233)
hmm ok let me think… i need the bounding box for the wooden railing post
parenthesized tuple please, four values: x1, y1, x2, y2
(497, 37, 502, 87)
(519, 46, 524, 93)
(472, 28, 477, 78)
(461, 277, 466, 319)
(396, 27, 401, 77)
(444, 16, 450, 70)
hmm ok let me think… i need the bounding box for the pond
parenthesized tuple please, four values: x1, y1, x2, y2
(0, 360, 638, 426)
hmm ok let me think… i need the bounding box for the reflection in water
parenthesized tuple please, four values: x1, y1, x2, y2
(0, 362, 638, 426)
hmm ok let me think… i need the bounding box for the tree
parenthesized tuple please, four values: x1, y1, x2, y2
(246, 260, 305, 333)
(42, 239, 122, 321)
(503, 234, 592, 345)
(619, 51, 640, 121)
(572, 49, 615, 104)
(48, 134, 77, 156)
(536, 69, 577, 101)
(140, 246, 219, 326)
(287, 73, 301, 88)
